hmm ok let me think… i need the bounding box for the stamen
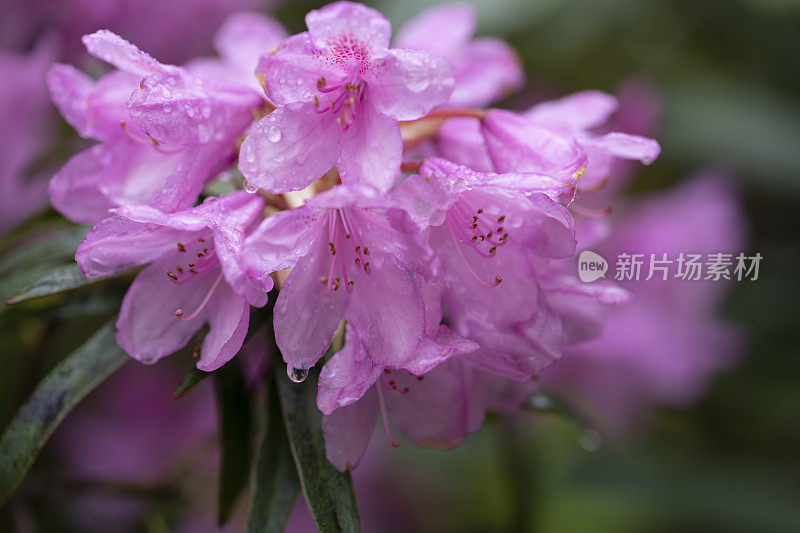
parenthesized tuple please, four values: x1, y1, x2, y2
(174, 272, 223, 321)
(376, 381, 400, 448)
(445, 216, 502, 288)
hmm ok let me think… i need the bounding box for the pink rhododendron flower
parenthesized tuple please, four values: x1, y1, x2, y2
(396, 157, 577, 380)
(241, 183, 436, 375)
(239, 1, 455, 193)
(76, 192, 266, 369)
(47, 32, 245, 223)
(394, 3, 524, 107)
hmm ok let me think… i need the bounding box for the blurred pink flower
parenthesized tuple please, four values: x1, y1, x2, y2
(0, 40, 56, 234)
(541, 175, 747, 436)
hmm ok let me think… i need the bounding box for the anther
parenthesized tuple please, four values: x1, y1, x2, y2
(328, 241, 336, 255)
(177, 243, 186, 252)
(486, 231, 493, 239)
(347, 280, 354, 290)
(345, 233, 351, 239)
(489, 246, 497, 254)
(166, 271, 178, 281)
(363, 247, 369, 255)
(317, 76, 326, 89)
(198, 238, 205, 243)
(320, 277, 328, 286)
(364, 262, 371, 273)
(176, 266, 183, 273)
(496, 227, 504, 233)
(477, 208, 484, 214)
(495, 276, 503, 285)
(497, 215, 505, 223)
(500, 233, 508, 242)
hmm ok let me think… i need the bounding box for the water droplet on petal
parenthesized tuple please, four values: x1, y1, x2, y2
(287, 365, 309, 383)
(267, 125, 282, 142)
(243, 179, 258, 194)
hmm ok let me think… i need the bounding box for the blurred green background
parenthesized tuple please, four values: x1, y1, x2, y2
(2, 0, 800, 531)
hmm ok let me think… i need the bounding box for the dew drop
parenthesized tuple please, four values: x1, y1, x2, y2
(267, 125, 282, 142)
(287, 365, 309, 383)
(243, 179, 258, 194)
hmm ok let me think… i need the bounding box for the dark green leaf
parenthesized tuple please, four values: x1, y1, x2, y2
(246, 381, 300, 533)
(0, 320, 127, 505)
(214, 359, 254, 525)
(276, 368, 360, 533)
(5, 264, 137, 306)
(174, 367, 212, 398)
(0, 225, 86, 304)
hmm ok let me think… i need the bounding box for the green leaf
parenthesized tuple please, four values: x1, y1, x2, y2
(0, 320, 127, 505)
(0, 224, 86, 304)
(214, 359, 254, 525)
(174, 366, 212, 398)
(5, 264, 137, 306)
(276, 368, 360, 533)
(246, 381, 301, 533)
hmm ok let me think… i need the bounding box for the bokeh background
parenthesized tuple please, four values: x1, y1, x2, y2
(1, 0, 799, 531)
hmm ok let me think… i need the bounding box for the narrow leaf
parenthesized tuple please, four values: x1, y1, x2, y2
(174, 367, 212, 398)
(5, 264, 136, 305)
(276, 369, 360, 533)
(214, 360, 254, 525)
(246, 381, 301, 533)
(0, 320, 127, 505)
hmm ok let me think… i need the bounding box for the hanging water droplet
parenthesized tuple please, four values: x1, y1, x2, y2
(242, 179, 258, 194)
(287, 365, 309, 383)
(267, 125, 282, 142)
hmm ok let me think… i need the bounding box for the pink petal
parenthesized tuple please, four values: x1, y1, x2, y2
(436, 117, 494, 173)
(196, 282, 250, 371)
(371, 49, 454, 121)
(384, 359, 486, 449)
(242, 206, 324, 289)
(82, 30, 166, 78)
(526, 90, 619, 131)
(75, 214, 195, 277)
(394, 3, 475, 55)
(239, 103, 343, 194)
(482, 109, 587, 179)
(317, 336, 383, 414)
(461, 303, 563, 381)
(345, 254, 425, 367)
(337, 97, 402, 192)
(116, 261, 217, 364)
(274, 243, 349, 371)
(449, 38, 524, 107)
(129, 70, 260, 147)
(305, 2, 391, 51)
(322, 389, 378, 471)
(583, 132, 661, 165)
(213, 11, 288, 80)
(401, 325, 478, 376)
(257, 33, 320, 106)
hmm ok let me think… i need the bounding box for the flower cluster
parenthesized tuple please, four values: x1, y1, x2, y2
(48, 2, 687, 469)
